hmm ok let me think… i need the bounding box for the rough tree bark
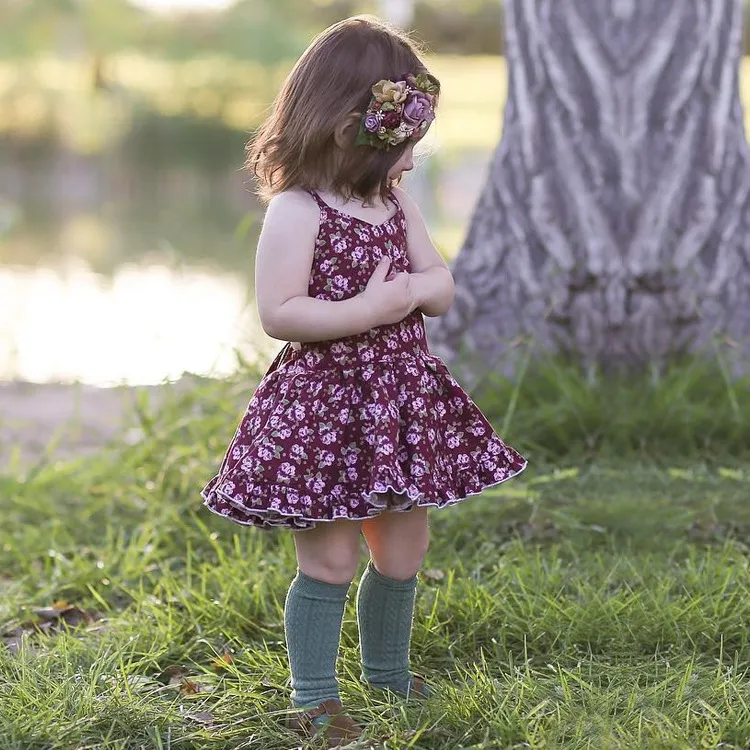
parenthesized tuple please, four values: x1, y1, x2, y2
(428, 0, 750, 381)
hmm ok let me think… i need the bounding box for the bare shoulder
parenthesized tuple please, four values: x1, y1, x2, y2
(264, 188, 320, 231)
(255, 188, 321, 307)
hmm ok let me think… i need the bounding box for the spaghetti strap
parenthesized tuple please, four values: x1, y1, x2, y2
(387, 188, 401, 212)
(387, 188, 406, 225)
(307, 189, 327, 209)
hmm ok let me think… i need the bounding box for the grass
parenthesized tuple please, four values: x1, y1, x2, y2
(2, 356, 750, 748)
(470, 348, 750, 462)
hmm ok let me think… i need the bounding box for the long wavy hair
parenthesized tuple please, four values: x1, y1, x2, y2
(247, 16, 440, 204)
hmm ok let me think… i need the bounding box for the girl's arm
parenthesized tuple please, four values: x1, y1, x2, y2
(255, 191, 411, 342)
(393, 187, 455, 317)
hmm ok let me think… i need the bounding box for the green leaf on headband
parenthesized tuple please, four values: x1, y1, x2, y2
(354, 125, 370, 147)
(413, 72, 439, 94)
(355, 125, 386, 149)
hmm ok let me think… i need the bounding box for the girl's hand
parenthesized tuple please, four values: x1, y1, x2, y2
(362, 256, 419, 326)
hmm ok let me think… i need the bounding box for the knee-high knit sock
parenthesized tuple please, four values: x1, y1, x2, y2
(284, 570, 351, 708)
(356, 561, 417, 694)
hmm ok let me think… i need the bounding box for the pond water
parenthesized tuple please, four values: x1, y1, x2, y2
(0, 154, 488, 385)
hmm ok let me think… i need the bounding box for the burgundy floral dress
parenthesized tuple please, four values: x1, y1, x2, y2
(201, 190, 527, 529)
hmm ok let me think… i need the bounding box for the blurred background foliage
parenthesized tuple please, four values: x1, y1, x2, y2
(5, 0, 750, 169)
(0, 0, 511, 384)
(0, 0, 513, 195)
(0, 0, 507, 61)
(3, 0, 750, 386)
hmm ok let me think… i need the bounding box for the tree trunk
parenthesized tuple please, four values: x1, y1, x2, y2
(428, 0, 750, 382)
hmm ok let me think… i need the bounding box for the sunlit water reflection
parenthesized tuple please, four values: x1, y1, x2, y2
(0, 260, 272, 385)
(0, 158, 483, 385)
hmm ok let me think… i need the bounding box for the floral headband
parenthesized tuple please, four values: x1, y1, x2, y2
(355, 72, 439, 150)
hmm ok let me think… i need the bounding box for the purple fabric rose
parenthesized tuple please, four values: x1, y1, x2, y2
(402, 92, 435, 128)
(364, 113, 381, 132)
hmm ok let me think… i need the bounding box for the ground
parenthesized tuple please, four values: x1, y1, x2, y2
(2, 372, 750, 749)
(0, 378, 238, 469)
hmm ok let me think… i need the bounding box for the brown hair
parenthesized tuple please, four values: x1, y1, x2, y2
(247, 15, 440, 204)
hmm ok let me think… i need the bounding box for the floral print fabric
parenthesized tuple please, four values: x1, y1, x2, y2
(201, 190, 527, 529)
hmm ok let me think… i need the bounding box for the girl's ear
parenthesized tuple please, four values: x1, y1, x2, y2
(334, 113, 362, 149)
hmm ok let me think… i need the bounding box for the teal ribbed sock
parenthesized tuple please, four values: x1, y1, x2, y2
(284, 570, 351, 708)
(356, 561, 417, 694)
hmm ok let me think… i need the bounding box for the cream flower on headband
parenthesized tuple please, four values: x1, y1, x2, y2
(372, 80, 408, 104)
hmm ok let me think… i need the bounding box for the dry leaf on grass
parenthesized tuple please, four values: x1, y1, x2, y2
(178, 678, 203, 695)
(157, 664, 191, 683)
(32, 602, 95, 626)
(186, 710, 215, 725)
(2, 600, 100, 653)
(211, 650, 233, 669)
(156, 664, 213, 695)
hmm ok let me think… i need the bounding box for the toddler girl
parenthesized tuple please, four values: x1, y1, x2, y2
(201, 15, 527, 747)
